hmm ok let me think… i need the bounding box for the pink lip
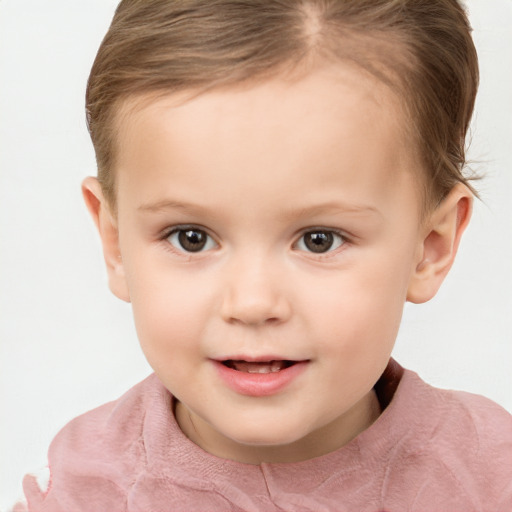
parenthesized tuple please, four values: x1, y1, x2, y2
(212, 358, 309, 397)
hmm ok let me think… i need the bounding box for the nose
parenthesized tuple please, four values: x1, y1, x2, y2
(220, 253, 292, 326)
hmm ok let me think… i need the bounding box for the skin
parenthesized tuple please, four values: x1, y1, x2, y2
(83, 63, 472, 464)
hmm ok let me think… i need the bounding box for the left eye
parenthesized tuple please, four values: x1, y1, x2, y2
(296, 230, 345, 254)
(167, 228, 217, 253)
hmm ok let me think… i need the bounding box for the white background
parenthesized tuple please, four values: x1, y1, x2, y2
(1, 1, 511, 509)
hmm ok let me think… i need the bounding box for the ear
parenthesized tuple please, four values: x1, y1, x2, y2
(82, 177, 130, 303)
(407, 183, 473, 304)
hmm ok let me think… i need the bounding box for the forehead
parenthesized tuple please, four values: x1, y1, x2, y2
(114, 63, 422, 217)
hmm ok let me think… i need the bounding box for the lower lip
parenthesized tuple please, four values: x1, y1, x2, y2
(212, 360, 308, 397)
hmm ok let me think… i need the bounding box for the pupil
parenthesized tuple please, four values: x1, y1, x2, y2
(305, 231, 333, 253)
(178, 229, 207, 252)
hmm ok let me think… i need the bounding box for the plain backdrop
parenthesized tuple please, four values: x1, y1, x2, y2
(1, 1, 511, 509)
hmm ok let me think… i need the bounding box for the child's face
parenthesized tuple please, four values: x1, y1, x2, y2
(99, 64, 431, 462)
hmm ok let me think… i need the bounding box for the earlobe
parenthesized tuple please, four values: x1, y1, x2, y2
(81, 177, 131, 303)
(407, 183, 473, 304)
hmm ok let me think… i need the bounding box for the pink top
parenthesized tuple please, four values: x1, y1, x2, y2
(17, 361, 512, 511)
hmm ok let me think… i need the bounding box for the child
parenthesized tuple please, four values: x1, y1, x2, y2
(15, 0, 512, 510)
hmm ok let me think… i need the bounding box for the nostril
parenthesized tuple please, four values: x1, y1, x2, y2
(224, 312, 285, 327)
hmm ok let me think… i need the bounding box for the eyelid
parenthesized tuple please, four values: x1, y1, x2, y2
(294, 226, 349, 240)
(160, 223, 216, 239)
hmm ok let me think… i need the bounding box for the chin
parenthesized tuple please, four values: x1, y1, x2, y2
(224, 422, 308, 448)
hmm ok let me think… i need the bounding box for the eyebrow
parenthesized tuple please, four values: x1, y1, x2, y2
(290, 202, 382, 220)
(138, 200, 209, 214)
(138, 199, 382, 219)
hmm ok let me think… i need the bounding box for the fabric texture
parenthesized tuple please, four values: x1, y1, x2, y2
(16, 360, 512, 512)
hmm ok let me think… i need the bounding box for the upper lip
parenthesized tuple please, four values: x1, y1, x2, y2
(213, 355, 308, 363)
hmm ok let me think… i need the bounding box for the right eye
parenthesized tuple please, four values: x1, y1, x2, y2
(167, 228, 217, 253)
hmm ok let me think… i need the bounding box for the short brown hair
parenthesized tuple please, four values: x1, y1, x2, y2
(86, 0, 479, 212)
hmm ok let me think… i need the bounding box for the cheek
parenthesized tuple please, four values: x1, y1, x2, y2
(302, 255, 411, 351)
(123, 258, 216, 352)
(129, 282, 210, 384)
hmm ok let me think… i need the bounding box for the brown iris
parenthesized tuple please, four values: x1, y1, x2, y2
(303, 231, 334, 253)
(178, 229, 208, 252)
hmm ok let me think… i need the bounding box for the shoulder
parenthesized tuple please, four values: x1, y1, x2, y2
(49, 373, 166, 462)
(411, 372, 512, 451)
(397, 370, 512, 508)
(23, 374, 171, 511)
(435, 384, 512, 478)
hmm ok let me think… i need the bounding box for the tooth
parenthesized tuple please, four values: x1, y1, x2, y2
(271, 361, 282, 373)
(247, 365, 270, 374)
(230, 360, 291, 374)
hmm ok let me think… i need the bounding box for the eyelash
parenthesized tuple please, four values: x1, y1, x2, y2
(160, 225, 349, 256)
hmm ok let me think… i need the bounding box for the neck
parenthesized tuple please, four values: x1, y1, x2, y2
(175, 389, 381, 465)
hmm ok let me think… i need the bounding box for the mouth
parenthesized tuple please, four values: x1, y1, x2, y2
(221, 359, 297, 374)
(213, 357, 308, 397)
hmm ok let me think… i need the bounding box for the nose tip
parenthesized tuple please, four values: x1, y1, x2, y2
(220, 274, 291, 326)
